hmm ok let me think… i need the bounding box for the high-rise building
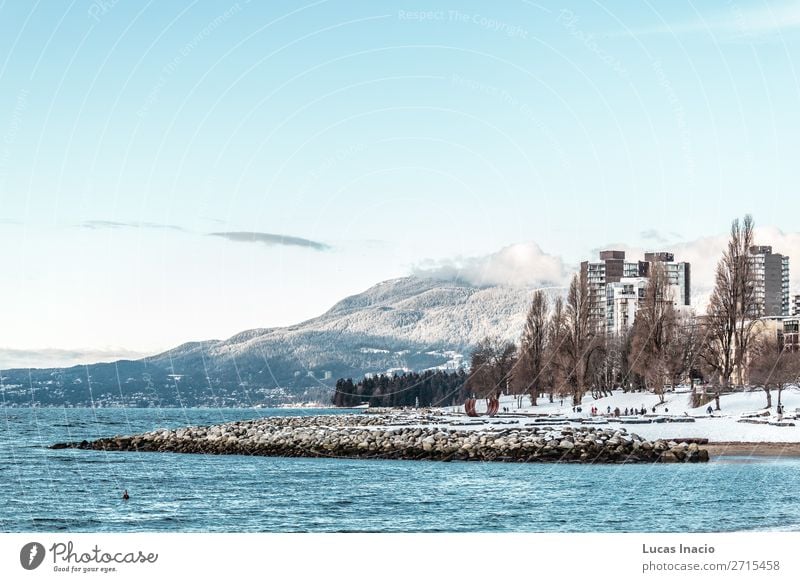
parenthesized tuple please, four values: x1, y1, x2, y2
(582, 250, 628, 332)
(642, 252, 691, 307)
(605, 277, 648, 336)
(581, 250, 691, 335)
(748, 245, 790, 317)
(792, 294, 800, 317)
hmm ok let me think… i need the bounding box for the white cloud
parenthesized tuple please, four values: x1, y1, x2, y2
(413, 242, 570, 289)
(596, 225, 800, 312)
(414, 226, 800, 312)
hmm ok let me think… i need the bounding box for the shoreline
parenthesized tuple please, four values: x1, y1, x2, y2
(706, 442, 800, 457)
(50, 412, 710, 464)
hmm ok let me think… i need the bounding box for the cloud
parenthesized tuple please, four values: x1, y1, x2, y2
(0, 347, 151, 369)
(413, 242, 569, 288)
(413, 225, 800, 311)
(596, 225, 800, 312)
(79, 220, 186, 231)
(640, 228, 670, 244)
(77, 220, 332, 251)
(209, 231, 331, 251)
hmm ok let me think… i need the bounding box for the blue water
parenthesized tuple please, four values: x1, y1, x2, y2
(1, 408, 799, 532)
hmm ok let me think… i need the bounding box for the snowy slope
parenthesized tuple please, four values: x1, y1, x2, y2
(146, 276, 558, 386)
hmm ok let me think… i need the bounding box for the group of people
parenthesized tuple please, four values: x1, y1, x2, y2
(581, 405, 651, 417)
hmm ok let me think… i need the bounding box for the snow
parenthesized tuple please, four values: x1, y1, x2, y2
(438, 388, 800, 443)
(153, 276, 555, 372)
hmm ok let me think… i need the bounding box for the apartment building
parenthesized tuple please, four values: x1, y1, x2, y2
(748, 245, 790, 317)
(581, 250, 691, 335)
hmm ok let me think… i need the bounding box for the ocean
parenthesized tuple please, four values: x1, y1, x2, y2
(1, 408, 798, 532)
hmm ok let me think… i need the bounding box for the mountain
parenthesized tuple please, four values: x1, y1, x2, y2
(0, 277, 550, 406)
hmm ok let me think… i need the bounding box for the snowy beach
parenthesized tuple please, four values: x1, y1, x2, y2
(441, 387, 800, 446)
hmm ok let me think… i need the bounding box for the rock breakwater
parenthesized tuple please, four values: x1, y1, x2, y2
(50, 413, 709, 464)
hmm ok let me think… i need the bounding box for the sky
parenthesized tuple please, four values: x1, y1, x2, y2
(1, 0, 800, 367)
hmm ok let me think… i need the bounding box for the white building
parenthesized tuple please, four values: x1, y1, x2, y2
(605, 277, 647, 335)
(582, 250, 691, 336)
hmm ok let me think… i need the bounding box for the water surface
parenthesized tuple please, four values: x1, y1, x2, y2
(1, 408, 797, 532)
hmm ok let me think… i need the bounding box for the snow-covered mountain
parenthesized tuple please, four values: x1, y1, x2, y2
(3, 276, 555, 405)
(149, 276, 549, 381)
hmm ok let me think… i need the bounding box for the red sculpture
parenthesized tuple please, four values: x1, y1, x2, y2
(464, 396, 500, 417)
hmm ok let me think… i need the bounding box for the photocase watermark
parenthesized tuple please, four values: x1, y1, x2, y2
(295, 142, 368, 197)
(87, 0, 121, 22)
(19, 542, 46, 570)
(0, 88, 29, 190)
(138, 2, 246, 118)
(16, 540, 160, 575)
(727, 0, 755, 40)
(652, 60, 695, 182)
(556, 9, 627, 77)
(450, 74, 570, 170)
(397, 9, 529, 39)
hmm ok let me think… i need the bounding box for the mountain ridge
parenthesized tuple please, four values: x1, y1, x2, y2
(1, 276, 554, 406)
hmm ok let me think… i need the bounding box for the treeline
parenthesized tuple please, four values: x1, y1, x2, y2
(334, 215, 800, 412)
(331, 369, 467, 408)
(465, 260, 704, 407)
(468, 214, 800, 410)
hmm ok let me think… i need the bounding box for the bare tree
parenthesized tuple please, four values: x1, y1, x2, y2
(619, 326, 645, 392)
(630, 263, 678, 403)
(701, 215, 758, 409)
(466, 336, 517, 399)
(732, 215, 758, 387)
(748, 331, 800, 409)
(669, 311, 703, 389)
(588, 335, 621, 398)
(561, 271, 597, 406)
(667, 311, 705, 406)
(544, 296, 568, 403)
(514, 290, 549, 405)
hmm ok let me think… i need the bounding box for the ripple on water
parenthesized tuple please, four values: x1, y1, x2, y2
(3, 408, 800, 532)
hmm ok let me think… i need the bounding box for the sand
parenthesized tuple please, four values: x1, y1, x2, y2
(706, 442, 800, 458)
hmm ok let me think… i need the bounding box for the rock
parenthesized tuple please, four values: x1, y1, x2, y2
(48, 411, 711, 465)
(661, 451, 680, 463)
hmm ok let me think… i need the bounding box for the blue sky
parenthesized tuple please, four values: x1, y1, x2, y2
(1, 0, 800, 366)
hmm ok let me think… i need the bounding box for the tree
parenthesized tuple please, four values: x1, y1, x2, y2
(670, 311, 704, 389)
(466, 336, 517, 399)
(514, 290, 549, 405)
(544, 296, 568, 403)
(561, 271, 597, 406)
(701, 215, 758, 409)
(748, 332, 800, 409)
(332, 370, 467, 408)
(589, 334, 623, 397)
(630, 263, 678, 403)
